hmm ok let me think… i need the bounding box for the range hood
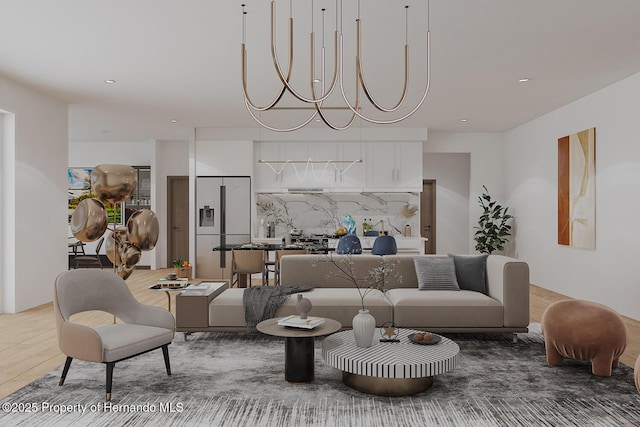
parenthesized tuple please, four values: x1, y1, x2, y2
(287, 188, 324, 193)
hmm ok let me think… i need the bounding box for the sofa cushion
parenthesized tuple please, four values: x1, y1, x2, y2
(448, 254, 488, 294)
(209, 288, 393, 328)
(386, 288, 503, 328)
(279, 254, 422, 289)
(414, 257, 460, 291)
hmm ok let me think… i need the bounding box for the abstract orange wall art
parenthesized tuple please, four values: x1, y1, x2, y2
(558, 127, 596, 249)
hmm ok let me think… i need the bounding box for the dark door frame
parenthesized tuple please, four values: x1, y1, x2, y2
(421, 179, 436, 254)
(167, 175, 189, 268)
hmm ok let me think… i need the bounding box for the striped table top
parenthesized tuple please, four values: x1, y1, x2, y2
(322, 329, 460, 379)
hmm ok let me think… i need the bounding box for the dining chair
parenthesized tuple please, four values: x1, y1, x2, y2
(54, 269, 175, 401)
(230, 249, 267, 288)
(75, 236, 105, 269)
(264, 255, 276, 286)
(274, 249, 309, 286)
(68, 239, 86, 270)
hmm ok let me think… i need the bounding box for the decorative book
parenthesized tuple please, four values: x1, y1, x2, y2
(181, 282, 225, 296)
(277, 315, 325, 330)
(154, 278, 190, 288)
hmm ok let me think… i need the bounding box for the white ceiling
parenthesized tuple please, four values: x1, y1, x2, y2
(1, 0, 640, 142)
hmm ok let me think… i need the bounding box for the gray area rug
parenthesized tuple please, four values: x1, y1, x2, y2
(2, 324, 639, 426)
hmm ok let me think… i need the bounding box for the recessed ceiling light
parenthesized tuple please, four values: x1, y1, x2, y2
(171, 119, 178, 123)
(104, 79, 116, 84)
(518, 78, 530, 83)
(460, 119, 468, 122)
(99, 129, 109, 133)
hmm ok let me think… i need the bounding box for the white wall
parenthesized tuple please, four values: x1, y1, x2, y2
(69, 141, 155, 167)
(0, 75, 68, 313)
(504, 71, 640, 320)
(0, 110, 14, 313)
(423, 153, 470, 254)
(424, 132, 505, 253)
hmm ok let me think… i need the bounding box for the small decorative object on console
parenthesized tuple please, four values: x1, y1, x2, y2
(172, 259, 193, 279)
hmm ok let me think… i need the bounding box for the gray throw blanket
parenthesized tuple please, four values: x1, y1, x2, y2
(243, 285, 313, 331)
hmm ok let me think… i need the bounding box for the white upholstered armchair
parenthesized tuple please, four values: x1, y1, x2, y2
(54, 269, 175, 401)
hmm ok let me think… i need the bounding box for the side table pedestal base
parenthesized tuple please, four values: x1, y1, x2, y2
(285, 336, 315, 383)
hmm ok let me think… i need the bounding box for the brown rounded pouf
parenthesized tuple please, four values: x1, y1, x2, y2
(635, 355, 640, 393)
(541, 299, 627, 377)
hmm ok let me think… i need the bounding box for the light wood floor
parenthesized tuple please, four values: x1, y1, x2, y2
(1, 269, 638, 400)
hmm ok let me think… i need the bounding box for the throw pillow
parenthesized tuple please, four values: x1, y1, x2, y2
(448, 254, 489, 294)
(413, 257, 460, 291)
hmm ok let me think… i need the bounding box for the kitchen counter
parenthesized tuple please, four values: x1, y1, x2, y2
(254, 236, 427, 254)
(214, 242, 330, 253)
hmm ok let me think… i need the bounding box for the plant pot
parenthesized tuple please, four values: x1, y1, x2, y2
(176, 266, 192, 279)
(352, 309, 376, 348)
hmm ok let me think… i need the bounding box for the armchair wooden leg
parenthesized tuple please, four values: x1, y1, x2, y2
(162, 345, 171, 375)
(106, 362, 115, 401)
(59, 357, 73, 386)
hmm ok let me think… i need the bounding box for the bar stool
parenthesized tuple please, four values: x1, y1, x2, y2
(372, 235, 398, 255)
(336, 235, 362, 254)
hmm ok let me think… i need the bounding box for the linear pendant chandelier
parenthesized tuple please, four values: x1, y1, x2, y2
(241, 0, 431, 132)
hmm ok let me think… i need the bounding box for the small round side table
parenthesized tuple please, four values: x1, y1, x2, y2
(257, 317, 342, 383)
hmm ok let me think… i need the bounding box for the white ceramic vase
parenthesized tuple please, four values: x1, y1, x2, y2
(352, 309, 376, 348)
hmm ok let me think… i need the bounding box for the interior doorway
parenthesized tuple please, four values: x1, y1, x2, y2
(420, 180, 436, 254)
(167, 176, 189, 267)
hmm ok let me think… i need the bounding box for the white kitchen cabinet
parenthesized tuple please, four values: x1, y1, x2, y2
(306, 142, 340, 189)
(256, 142, 361, 191)
(366, 142, 422, 191)
(394, 142, 423, 190)
(288, 142, 366, 191)
(254, 140, 420, 192)
(336, 142, 366, 191)
(280, 142, 312, 189)
(254, 142, 283, 192)
(196, 140, 253, 176)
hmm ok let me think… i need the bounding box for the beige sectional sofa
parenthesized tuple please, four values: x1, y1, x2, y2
(179, 254, 529, 334)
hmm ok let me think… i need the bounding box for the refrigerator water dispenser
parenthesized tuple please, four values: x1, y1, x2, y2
(199, 205, 214, 227)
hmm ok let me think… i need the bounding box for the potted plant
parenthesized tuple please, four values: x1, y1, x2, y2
(256, 201, 296, 233)
(172, 259, 192, 279)
(473, 185, 513, 254)
(313, 254, 400, 347)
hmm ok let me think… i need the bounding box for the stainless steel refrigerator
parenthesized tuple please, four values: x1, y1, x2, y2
(196, 176, 251, 280)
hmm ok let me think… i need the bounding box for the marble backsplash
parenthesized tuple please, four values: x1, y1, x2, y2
(256, 192, 420, 237)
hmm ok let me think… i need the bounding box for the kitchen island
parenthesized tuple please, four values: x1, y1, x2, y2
(213, 242, 329, 253)
(253, 235, 427, 255)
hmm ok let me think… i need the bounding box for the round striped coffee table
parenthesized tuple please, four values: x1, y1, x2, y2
(322, 328, 460, 396)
